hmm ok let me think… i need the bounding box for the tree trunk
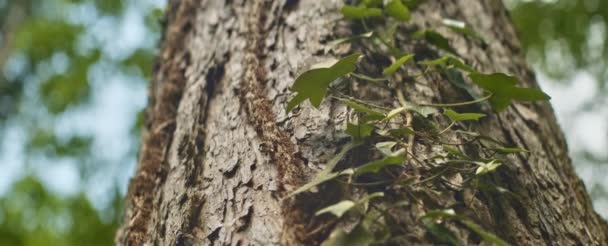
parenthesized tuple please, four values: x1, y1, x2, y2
(117, 0, 608, 245)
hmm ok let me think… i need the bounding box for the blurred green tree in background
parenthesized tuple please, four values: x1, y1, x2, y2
(0, 0, 605, 244)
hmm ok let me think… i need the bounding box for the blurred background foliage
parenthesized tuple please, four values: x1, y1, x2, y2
(0, 0, 606, 244)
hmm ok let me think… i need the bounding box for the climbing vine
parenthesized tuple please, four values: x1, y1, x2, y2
(285, 0, 550, 245)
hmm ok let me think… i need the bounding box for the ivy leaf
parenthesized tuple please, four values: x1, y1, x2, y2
(419, 55, 476, 73)
(286, 169, 354, 199)
(361, 0, 383, 8)
(423, 209, 508, 246)
(385, 0, 411, 22)
(286, 142, 360, 198)
(475, 160, 502, 175)
(460, 220, 509, 246)
(469, 73, 551, 112)
(489, 147, 529, 154)
(422, 217, 463, 246)
(329, 31, 374, 46)
(287, 53, 363, 112)
(383, 54, 415, 75)
(315, 200, 356, 218)
(444, 109, 486, 121)
(375, 141, 397, 156)
(414, 30, 455, 53)
(341, 5, 382, 19)
(315, 192, 383, 218)
(384, 107, 406, 121)
(442, 18, 486, 44)
(408, 104, 439, 117)
(339, 98, 386, 120)
(346, 123, 375, 140)
(388, 127, 416, 137)
(444, 68, 481, 99)
(355, 151, 405, 176)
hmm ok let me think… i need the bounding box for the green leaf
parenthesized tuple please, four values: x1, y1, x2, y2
(341, 5, 382, 19)
(315, 200, 356, 218)
(384, 107, 406, 121)
(329, 32, 374, 46)
(361, 0, 383, 8)
(469, 73, 551, 112)
(339, 98, 386, 120)
(346, 123, 375, 140)
(423, 209, 508, 246)
(388, 127, 416, 137)
(489, 147, 529, 154)
(315, 192, 384, 218)
(383, 54, 414, 75)
(358, 192, 384, 207)
(461, 220, 509, 246)
(320, 141, 362, 176)
(286, 169, 354, 199)
(287, 142, 360, 198)
(355, 152, 405, 176)
(414, 30, 455, 53)
(408, 104, 439, 117)
(419, 55, 476, 73)
(385, 0, 411, 22)
(375, 141, 397, 156)
(444, 68, 482, 99)
(422, 217, 463, 246)
(444, 109, 486, 121)
(475, 160, 502, 175)
(287, 53, 363, 112)
(442, 18, 486, 43)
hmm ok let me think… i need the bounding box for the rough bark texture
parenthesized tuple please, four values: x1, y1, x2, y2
(117, 0, 608, 245)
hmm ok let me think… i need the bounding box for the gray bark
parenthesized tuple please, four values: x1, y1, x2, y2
(117, 0, 608, 245)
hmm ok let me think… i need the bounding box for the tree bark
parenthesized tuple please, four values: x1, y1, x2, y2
(117, 0, 608, 245)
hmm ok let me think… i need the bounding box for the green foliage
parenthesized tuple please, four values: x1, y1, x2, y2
(354, 154, 405, 176)
(341, 5, 382, 19)
(315, 193, 383, 218)
(329, 32, 374, 46)
(420, 55, 476, 73)
(40, 51, 100, 114)
(385, 0, 411, 22)
(383, 54, 414, 75)
(475, 160, 502, 175)
(28, 129, 92, 157)
(287, 53, 363, 112)
(346, 123, 375, 140)
(0, 0, 161, 245)
(442, 18, 486, 44)
(0, 176, 121, 246)
(14, 20, 82, 61)
(284, 2, 555, 244)
(316, 200, 356, 218)
(422, 209, 508, 246)
(414, 30, 455, 53)
(124, 48, 155, 78)
(339, 98, 386, 121)
(469, 72, 551, 112)
(510, 0, 608, 79)
(444, 109, 485, 121)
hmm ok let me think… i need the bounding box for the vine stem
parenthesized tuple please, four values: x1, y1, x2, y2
(330, 95, 391, 110)
(438, 121, 456, 135)
(397, 89, 417, 168)
(418, 93, 492, 107)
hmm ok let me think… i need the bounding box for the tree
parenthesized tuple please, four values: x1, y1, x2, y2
(117, 0, 608, 245)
